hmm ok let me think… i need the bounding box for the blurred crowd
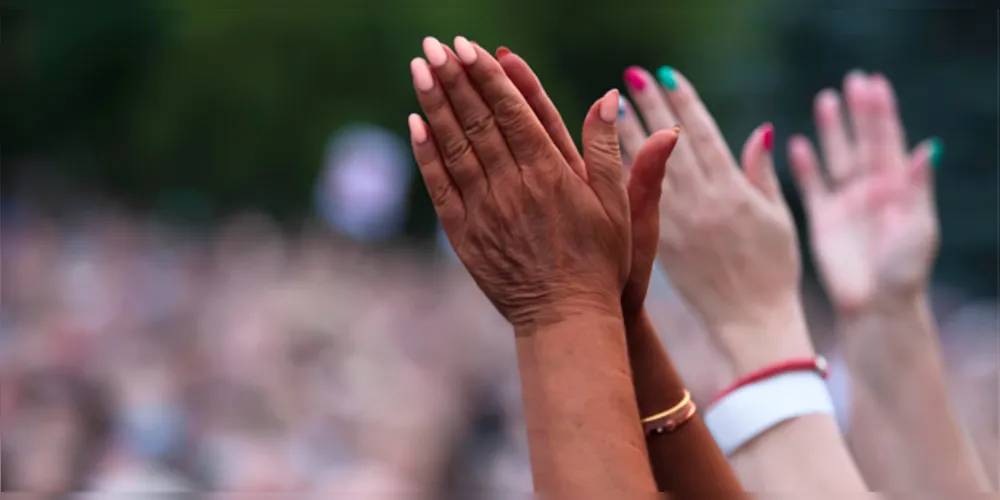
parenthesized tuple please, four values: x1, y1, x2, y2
(1, 206, 997, 497)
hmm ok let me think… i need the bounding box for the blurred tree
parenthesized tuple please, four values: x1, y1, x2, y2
(2, 3, 994, 297)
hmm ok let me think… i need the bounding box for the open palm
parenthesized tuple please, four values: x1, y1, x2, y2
(789, 72, 940, 313)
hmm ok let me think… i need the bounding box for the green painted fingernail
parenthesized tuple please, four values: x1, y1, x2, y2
(656, 66, 677, 91)
(928, 137, 943, 168)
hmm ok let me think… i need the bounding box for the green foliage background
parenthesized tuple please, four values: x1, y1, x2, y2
(2, 3, 996, 296)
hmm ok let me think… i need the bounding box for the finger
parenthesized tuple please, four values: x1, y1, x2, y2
(423, 36, 516, 187)
(623, 66, 702, 181)
(844, 71, 877, 177)
(409, 113, 465, 231)
(623, 128, 679, 308)
(457, 42, 562, 172)
(814, 89, 854, 183)
(616, 95, 648, 172)
(787, 134, 828, 211)
(629, 128, 679, 237)
(656, 66, 738, 177)
(496, 46, 585, 179)
(740, 123, 782, 200)
(582, 89, 628, 219)
(868, 73, 908, 171)
(907, 137, 942, 194)
(411, 57, 486, 200)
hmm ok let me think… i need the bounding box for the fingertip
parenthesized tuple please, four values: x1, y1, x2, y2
(761, 122, 775, 152)
(495, 46, 511, 59)
(599, 88, 620, 123)
(814, 89, 841, 122)
(408, 113, 428, 144)
(410, 57, 434, 92)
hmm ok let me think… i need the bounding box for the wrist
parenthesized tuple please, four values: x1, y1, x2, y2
(835, 286, 929, 320)
(840, 290, 940, 381)
(711, 298, 817, 388)
(512, 295, 624, 336)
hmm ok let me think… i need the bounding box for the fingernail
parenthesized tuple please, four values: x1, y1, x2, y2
(928, 137, 943, 168)
(408, 114, 428, 144)
(623, 67, 646, 91)
(618, 95, 627, 118)
(411, 58, 434, 92)
(671, 125, 681, 135)
(496, 46, 511, 58)
(656, 66, 678, 91)
(423, 36, 447, 67)
(599, 89, 619, 123)
(454, 36, 477, 64)
(762, 123, 774, 152)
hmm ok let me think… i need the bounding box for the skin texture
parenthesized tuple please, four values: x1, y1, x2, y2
(788, 72, 991, 493)
(618, 65, 867, 494)
(497, 48, 744, 496)
(408, 36, 665, 494)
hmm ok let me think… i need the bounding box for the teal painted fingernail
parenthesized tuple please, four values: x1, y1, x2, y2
(928, 137, 943, 168)
(656, 66, 677, 91)
(618, 95, 626, 118)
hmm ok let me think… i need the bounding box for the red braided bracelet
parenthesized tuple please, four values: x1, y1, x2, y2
(710, 356, 829, 406)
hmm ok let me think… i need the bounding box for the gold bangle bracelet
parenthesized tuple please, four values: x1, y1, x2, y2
(641, 390, 696, 435)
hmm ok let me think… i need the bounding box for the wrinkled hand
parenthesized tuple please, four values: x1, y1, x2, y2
(788, 72, 940, 315)
(619, 66, 813, 372)
(491, 50, 681, 320)
(408, 36, 633, 329)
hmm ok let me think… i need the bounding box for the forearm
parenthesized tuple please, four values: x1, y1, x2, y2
(624, 309, 743, 495)
(842, 293, 991, 492)
(514, 309, 656, 494)
(715, 302, 868, 494)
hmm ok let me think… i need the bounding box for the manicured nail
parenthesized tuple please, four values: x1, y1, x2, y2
(623, 67, 646, 91)
(599, 89, 619, 123)
(411, 58, 434, 92)
(408, 114, 428, 144)
(928, 137, 943, 168)
(496, 46, 511, 58)
(656, 66, 678, 91)
(422, 37, 447, 67)
(618, 95, 627, 118)
(761, 123, 774, 152)
(454, 36, 477, 64)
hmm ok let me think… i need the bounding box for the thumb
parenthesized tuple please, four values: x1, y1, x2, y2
(622, 127, 679, 314)
(583, 89, 627, 219)
(741, 122, 781, 200)
(628, 127, 679, 250)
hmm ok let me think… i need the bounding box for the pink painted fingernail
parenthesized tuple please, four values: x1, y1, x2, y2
(410, 58, 434, 92)
(408, 114, 428, 144)
(454, 36, 478, 64)
(761, 123, 774, 152)
(624, 66, 647, 91)
(422, 36, 447, 67)
(599, 89, 620, 123)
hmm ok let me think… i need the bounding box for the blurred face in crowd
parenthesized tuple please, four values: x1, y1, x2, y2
(4, 374, 102, 493)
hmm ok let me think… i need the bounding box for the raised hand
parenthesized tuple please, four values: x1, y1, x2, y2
(787, 72, 941, 314)
(619, 66, 814, 374)
(408, 36, 632, 329)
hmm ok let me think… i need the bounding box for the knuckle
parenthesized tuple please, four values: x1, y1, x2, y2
(428, 181, 453, 209)
(491, 94, 529, 129)
(462, 112, 499, 142)
(440, 136, 475, 168)
(588, 136, 621, 159)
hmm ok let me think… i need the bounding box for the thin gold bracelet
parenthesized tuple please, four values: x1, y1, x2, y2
(641, 390, 696, 435)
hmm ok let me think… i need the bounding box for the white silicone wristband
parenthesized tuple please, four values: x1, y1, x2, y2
(704, 370, 836, 456)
